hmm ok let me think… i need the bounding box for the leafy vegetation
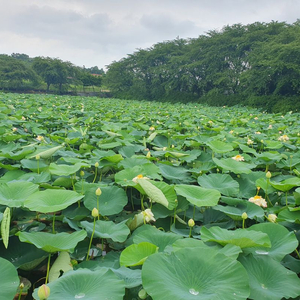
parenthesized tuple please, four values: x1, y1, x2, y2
(0, 54, 103, 94)
(0, 92, 300, 299)
(105, 20, 300, 112)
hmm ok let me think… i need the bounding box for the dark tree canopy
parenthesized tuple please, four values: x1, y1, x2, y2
(105, 20, 300, 111)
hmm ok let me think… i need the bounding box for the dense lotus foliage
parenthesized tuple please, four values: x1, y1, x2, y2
(1, 92, 300, 299)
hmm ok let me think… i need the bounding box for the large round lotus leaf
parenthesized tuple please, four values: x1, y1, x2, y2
(197, 173, 239, 197)
(83, 186, 128, 216)
(142, 247, 250, 300)
(0, 236, 48, 270)
(20, 158, 48, 172)
(17, 230, 87, 253)
(212, 197, 264, 220)
(243, 222, 299, 261)
(239, 254, 300, 300)
(28, 145, 63, 159)
(0, 257, 20, 299)
(120, 242, 158, 267)
(131, 224, 182, 252)
(0, 181, 39, 207)
(213, 157, 255, 174)
(206, 140, 233, 153)
(24, 189, 84, 213)
(158, 164, 192, 183)
(200, 226, 271, 248)
(81, 220, 130, 243)
(171, 239, 242, 260)
(49, 162, 89, 176)
(175, 184, 220, 207)
(32, 268, 125, 299)
(270, 177, 300, 192)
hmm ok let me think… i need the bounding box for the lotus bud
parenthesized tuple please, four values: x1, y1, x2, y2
(95, 162, 99, 168)
(96, 187, 102, 196)
(80, 170, 85, 177)
(19, 283, 24, 289)
(37, 284, 50, 300)
(188, 219, 195, 227)
(267, 214, 277, 223)
(242, 212, 248, 220)
(36, 154, 40, 160)
(138, 289, 148, 299)
(146, 151, 151, 158)
(92, 208, 99, 218)
(266, 171, 272, 179)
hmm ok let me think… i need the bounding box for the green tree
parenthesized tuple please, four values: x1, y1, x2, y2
(32, 57, 72, 93)
(0, 55, 38, 90)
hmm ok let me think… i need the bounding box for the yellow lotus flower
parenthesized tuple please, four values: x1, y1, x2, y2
(232, 154, 244, 161)
(278, 134, 289, 142)
(248, 195, 267, 208)
(132, 174, 149, 183)
(141, 209, 156, 223)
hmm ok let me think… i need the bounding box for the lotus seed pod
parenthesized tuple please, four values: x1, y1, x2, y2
(95, 162, 99, 168)
(138, 289, 147, 299)
(96, 187, 102, 196)
(92, 208, 99, 218)
(188, 219, 195, 227)
(266, 171, 272, 179)
(242, 212, 248, 220)
(37, 284, 50, 300)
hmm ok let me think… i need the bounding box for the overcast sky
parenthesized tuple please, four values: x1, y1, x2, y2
(0, 0, 299, 69)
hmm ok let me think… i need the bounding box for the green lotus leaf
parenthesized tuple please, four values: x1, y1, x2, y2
(83, 186, 128, 216)
(17, 230, 87, 253)
(197, 173, 239, 196)
(49, 162, 89, 176)
(20, 158, 48, 172)
(142, 247, 249, 300)
(24, 189, 84, 213)
(81, 220, 130, 243)
(213, 157, 255, 174)
(278, 208, 300, 223)
(132, 225, 182, 251)
(200, 226, 271, 248)
(175, 184, 220, 207)
(206, 140, 233, 153)
(0, 257, 20, 299)
(270, 176, 300, 192)
(110, 267, 142, 289)
(239, 254, 300, 300)
(213, 197, 264, 220)
(120, 242, 158, 267)
(49, 251, 73, 283)
(28, 145, 63, 159)
(135, 178, 170, 209)
(0, 181, 39, 207)
(243, 222, 299, 261)
(158, 164, 192, 183)
(0, 236, 48, 270)
(32, 268, 125, 299)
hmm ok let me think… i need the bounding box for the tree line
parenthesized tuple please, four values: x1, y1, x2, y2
(0, 54, 104, 94)
(105, 20, 300, 112)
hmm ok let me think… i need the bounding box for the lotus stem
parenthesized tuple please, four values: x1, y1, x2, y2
(45, 253, 51, 284)
(52, 213, 56, 234)
(86, 218, 96, 261)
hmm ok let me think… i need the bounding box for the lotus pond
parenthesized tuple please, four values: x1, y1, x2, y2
(1, 92, 300, 300)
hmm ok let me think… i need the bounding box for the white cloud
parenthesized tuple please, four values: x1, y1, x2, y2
(0, 0, 299, 68)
